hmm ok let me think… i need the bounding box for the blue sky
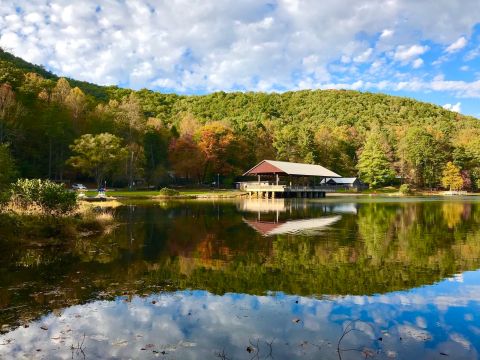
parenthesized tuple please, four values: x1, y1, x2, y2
(1, 0, 480, 117)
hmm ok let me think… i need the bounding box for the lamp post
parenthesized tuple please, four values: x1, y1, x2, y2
(217, 173, 220, 189)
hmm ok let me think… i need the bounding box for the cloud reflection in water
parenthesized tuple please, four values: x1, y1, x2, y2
(1, 271, 479, 359)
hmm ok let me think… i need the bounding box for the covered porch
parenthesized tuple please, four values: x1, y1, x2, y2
(241, 160, 341, 198)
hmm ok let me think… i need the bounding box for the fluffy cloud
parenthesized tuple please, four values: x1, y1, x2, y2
(0, 0, 479, 98)
(445, 36, 468, 53)
(412, 58, 424, 69)
(380, 29, 394, 39)
(443, 102, 462, 112)
(393, 44, 429, 63)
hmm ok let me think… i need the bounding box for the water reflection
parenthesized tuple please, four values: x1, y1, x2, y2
(1, 271, 479, 359)
(1, 198, 480, 358)
(244, 215, 342, 236)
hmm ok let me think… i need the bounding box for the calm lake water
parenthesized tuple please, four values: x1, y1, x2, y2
(1, 197, 480, 359)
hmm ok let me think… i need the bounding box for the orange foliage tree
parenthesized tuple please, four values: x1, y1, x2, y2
(168, 135, 204, 182)
(196, 122, 247, 181)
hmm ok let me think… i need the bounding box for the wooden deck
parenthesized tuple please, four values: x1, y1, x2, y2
(240, 182, 336, 198)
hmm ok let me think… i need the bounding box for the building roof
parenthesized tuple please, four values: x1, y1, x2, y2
(243, 160, 341, 177)
(325, 177, 358, 184)
(244, 215, 342, 236)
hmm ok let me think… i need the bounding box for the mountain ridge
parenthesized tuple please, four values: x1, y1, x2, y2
(1, 48, 479, 189)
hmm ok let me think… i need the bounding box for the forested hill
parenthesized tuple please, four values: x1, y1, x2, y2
(0, 48, 113, 100)
(1, 48, 480, 190)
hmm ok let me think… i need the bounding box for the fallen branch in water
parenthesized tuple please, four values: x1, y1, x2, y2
(70, 333, 86, 359)
(337, 320, 377, 359)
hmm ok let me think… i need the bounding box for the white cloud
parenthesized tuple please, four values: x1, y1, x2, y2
(394, 44, 429, 63)
(445, 36, 467, 53)
(443, 102, 462, 112)
(380, 29, 394, 39)
(464, 47, 480, 61)
(412, 58, 424, 69)
(353, 48, 373, 63)
(0, 0, 479, 95)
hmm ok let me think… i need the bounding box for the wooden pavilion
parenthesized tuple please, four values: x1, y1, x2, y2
(241, 160, 341, 198)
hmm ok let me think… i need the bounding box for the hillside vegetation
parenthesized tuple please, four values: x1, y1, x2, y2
(1, 48, 479, 189)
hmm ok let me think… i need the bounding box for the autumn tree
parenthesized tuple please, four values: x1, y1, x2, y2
(0, 83, 19, 143)
(196, 122, 237, 180)
(441, 162, 464, 191)
(356, 129, 395, 188)
(68, 133, 127, 186)
(51, 77, 71, 104)
(178, 112, 201, 136)
(115, 93, 146, 187)
(65, 87, 87, 133)
(169, 135, 205, 182)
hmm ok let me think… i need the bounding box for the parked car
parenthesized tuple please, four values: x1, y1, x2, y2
(72, 183, 87, 191)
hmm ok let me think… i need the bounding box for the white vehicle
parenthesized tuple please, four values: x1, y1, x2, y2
(72, 183, 87, 191)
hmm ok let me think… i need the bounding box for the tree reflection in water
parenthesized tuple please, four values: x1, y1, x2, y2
(1, 197, 480, 359)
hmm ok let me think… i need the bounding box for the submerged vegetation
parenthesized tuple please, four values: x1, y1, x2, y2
(1, 48, 480, 190)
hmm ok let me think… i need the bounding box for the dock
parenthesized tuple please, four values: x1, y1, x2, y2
(240, 182, 331, 198)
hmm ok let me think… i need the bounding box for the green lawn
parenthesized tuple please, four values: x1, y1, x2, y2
(83, 189, 243, 198)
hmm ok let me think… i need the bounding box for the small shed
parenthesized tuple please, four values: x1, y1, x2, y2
(323, 177, 367, 190)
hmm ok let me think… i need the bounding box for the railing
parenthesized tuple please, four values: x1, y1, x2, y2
(239, 182, 343, 192)
(241, 183, 286, 191)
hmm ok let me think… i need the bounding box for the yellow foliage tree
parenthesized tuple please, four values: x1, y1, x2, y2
(441, 162, 464, 191)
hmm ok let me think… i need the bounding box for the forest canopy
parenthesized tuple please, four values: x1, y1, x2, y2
(1, 48, 479, 189)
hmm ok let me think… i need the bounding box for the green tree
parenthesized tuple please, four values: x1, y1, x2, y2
(399, 128, 446, 188)
(356, 130, 395, 188)
(441, 162, 464, 191)
(273, 123, 301, 162)
(0, 143, 17, 189)
(68, 133, 127, 186)
(115, 93, 146, 187)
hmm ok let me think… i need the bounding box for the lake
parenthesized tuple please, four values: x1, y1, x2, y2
(1, 197, 480, 359)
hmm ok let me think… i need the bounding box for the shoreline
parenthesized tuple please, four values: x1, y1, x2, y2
(79, 189, 480, 201)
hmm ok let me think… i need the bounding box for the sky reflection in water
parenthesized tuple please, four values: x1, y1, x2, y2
(1, 198, 480, 359)
(2, 272, 480, 359)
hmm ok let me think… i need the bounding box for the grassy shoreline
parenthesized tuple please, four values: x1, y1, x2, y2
(81, 187, 480, 201)
(83, 189, 247, 199)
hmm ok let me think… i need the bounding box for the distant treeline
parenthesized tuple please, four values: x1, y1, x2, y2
(1, 48, 480, 189)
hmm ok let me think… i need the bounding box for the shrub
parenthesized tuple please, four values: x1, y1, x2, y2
(158, 187, 180, 196)
(399, 184, 412, 195)
(11, 179, 77, 215)
(0, 190, 11, 209)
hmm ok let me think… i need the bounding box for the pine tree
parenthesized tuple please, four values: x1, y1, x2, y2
(357, 130, 395, 188)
